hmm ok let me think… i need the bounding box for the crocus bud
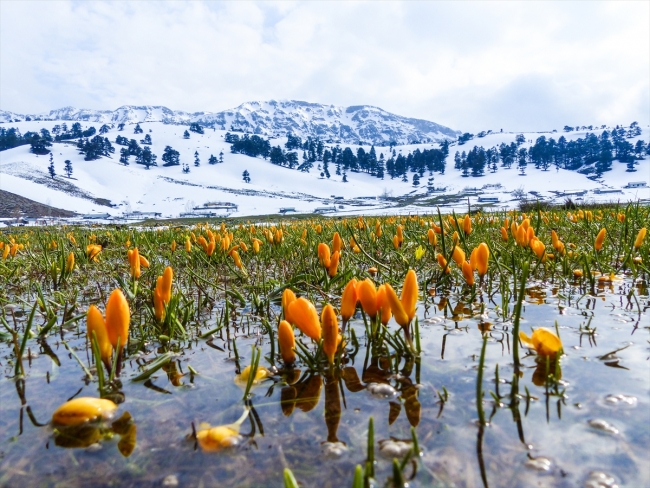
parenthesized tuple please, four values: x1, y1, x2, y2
(427, 228, 436, 246)
(384, 284, 409, 328)
(400, 270, 418, 324)
(462, 261, 475, 286)
(161, 266, 173, 304)
(635, 228, 647, 248)
(451, 246, 465, 267)
(357, 279, 378, 318)
(328, 251, 340, 277)
(340, 279, 358, 323)
(321, 304, 339, 364)
(287, 297, 321, 341)
(282, 288, 297, 323)
(595, 228, 606, 251)
(376, 285, 392, 325)
(278, 320, 296, 364)
(437, 253, 450, 273)
(105, 289, 130, 351)
(66, 252, 75, 273)
(332, 232, 343, 254)
(500, 227, 508, 242)
(318, 243, 331, 269)
(87, 305, 112, 366)
(476, 243, 489, 276)
(463, 215, 472, 235)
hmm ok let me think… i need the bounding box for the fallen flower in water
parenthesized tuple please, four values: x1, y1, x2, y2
(195, 409, 250, 452)
(519, 327, 563, 357)
(234, 364, 271, 388)
(52, 397, 118, 426)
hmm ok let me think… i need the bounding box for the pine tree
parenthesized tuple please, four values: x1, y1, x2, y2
(208, 154, 218, 165)
(219, 151, 224, 163)
(134, 123, 143, 134)
(48, 154, 56, 179)
(64, 159, 73, 178)
(183, 130, 190, 139)
(242, 170, 250, 183)
(194, 151, 200, 167)
(412, 173, 420, 186)
(342, 171, 348, 182)
(183, 163, 190, 173)
(120, 148, 130, 165)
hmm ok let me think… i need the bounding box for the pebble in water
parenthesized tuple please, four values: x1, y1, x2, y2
(378, 439, 412, 458)
(524, 456, 552, 471)
(162, 474, 179, 487)
(366, 383, 398, 399)
(604, 394, 637, 406)
(85, 443, 102, 452)
(588, 419, 619, 435)
(584, 471, 618, 488)
(321, 441, 348, 458)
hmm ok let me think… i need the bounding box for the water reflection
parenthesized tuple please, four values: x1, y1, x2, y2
(53, 411, 137, 457)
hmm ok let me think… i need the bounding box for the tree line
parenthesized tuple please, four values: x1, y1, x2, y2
(454, 127, 648, 178)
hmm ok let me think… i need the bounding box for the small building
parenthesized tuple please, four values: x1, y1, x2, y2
(314, 206, 338, 214)
(625, 181, 648, 189)
(478, 197, 499, 203)
(82, 213, 111, 220)
(279, 207, 296, 214)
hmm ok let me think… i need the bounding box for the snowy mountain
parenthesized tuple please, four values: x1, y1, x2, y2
(1, 118, 648, 221)
(0, 100, 459, 146)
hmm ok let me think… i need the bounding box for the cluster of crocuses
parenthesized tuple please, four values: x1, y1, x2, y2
(317, 232, 343, 277)
(153, 266, 173, 322)
(86, 243, 102, 262)
(1, 240, 24, 260)
(87, 289, 130, 370)
(277, 270, 421, 363)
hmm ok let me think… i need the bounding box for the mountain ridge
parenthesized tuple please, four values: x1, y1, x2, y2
(0, 100, 459, 146)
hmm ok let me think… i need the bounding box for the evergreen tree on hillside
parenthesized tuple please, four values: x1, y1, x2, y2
(208, 154, 218, 165)
(134, 123, 143, 134)
(120, 148, 130, 166)
(242, 170, 251, 183)
(140, 134, 152, 145)
(189, 123, 204, 134)
(194, 151, 200, 167)
(136, 146, 157, 169)
(118, 123, 125, 131)
(183, 130, 190, 139)
(161, 146, 180, 166)
(99, 124, 110, 135)
(64, 159, 73, 178)
(182, 163, 190, 173)
(219, 150, 224, 164)
(48, 154, 56, 179)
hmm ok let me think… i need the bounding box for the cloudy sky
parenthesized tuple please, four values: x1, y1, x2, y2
(1, 1, 648, 132)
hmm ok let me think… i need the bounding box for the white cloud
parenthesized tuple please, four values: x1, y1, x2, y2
(1, 1, 648, 132)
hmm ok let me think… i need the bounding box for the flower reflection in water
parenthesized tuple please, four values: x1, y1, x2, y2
(53, 411, 137, 457)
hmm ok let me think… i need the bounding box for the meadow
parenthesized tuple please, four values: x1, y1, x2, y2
(0, 204, 648, 487)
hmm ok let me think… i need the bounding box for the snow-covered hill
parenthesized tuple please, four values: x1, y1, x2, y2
(1, 119, 648, 221)
(0, 100, 459, 146)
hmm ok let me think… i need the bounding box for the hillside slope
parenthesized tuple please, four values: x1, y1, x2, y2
(1, 120, 648, 219)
